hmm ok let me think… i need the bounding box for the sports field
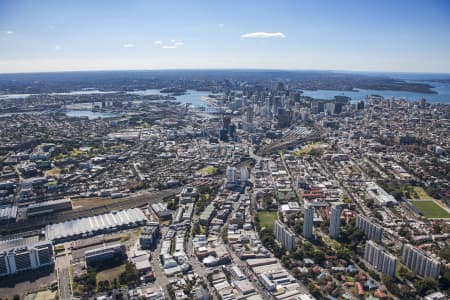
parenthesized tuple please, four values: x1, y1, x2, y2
(257, 211, 278, 230)
(410, 200, 450, 218)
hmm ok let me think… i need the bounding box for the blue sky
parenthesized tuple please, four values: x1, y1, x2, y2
(1, 0, 449, 73)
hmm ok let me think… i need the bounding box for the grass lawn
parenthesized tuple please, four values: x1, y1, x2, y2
(96, 264, 125, 287)
(411, 200, 450, 218)
(413, 186, 434, 200)
(35, 290, 56, 300)
(293, 142, 324, 157)
(45, 167, 61, 177)
(395, 262, 410, 279)
(198, 166, 218, 176)
(200, 225, 207, 235)
(257, 211, 278, 230)
(318, 230, 341, 250)
(55, 244, 65, 254)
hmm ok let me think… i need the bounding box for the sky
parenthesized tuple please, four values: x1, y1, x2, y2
(1, 0, 450, 74)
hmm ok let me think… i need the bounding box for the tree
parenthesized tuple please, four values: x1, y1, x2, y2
(398, 265, 415, 281)
(98, 280, 110, 292)
(440, 246, 450, 261)
(281, 255, 292, 269)
(13, 295, 20, 300)
(167, 198, 178, 210)
(312, 249, 325, 265)
(112, 278, 119, 289)
(308, 282, 322, 298)
(368, 269, 380, 281)
(399, 285, 416, 299)
(440, 269, 450, 291)
(337, 247, 351, 260)
(192, 221, 201, 236)
(119, 262, 139, 286)
(294, 221, 303, 235)
(382, 275, 399, 295)
(414, 278, 438, 296)
(221, 225, 228, 243)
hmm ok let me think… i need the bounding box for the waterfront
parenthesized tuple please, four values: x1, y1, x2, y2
(2, 84, 449, 104)
(65, 110, 119, 119)
(300, 81, 450, 103)
(126, 89, 215, 107)
(1, 89, 214, 106)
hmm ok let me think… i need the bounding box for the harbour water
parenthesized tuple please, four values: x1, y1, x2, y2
(0, 81, 450, 109)
(65, 110, 120, 120)
(0, 89, 215, 119)
(300, 81, 450, 103)
(126, 89, 214, 107)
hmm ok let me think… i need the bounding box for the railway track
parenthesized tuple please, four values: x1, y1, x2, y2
(1, 188, 181, 235)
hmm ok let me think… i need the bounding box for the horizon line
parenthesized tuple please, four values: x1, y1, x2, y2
(1, 67, 450, 76)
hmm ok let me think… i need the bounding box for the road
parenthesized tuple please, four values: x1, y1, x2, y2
(148, 226, 170, 295)
(55, 251, 72, 300)
(225, 243, 272, 300)
(316, 158, 368, 216)
(279, 151, 304, 205)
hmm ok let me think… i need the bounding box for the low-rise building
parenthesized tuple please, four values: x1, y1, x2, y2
(199, 203, 216, 226)
(27, 198, 72, 217)
(85, 244, 126, 266)
(151, 203, 172, 220)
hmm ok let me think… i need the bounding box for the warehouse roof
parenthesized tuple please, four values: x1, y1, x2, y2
(0, 205, 17, 221)
(27, 198, 71, 210)
(0, 237, 51, 252)
(45, 208, 148, 241)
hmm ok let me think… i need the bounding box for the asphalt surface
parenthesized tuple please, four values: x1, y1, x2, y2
(56, 253, 72, 300)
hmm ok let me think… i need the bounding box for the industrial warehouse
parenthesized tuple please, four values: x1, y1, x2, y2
(27, 198, 72, 217)
(44, 208, 148, 242)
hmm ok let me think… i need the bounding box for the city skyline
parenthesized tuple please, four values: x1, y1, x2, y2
(1, 0, 450, 73)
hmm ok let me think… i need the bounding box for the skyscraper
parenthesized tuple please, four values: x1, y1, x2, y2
(246, 105, 253, 124)
(329, 204, 342, 239)
(240, 167, 249, 182)
(226, 166, 236, 183)
(364, 240, 397, 276)
(303, 205, 314, 239)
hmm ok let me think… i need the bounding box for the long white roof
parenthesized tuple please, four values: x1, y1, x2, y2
(45, 208, 148, 241)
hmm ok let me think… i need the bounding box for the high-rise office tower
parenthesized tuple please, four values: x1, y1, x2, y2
(246, 105, 253, 124)
(329, 204, 342, 239)
(226, 166, 236, 183)
(303, 205, 314, 239)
